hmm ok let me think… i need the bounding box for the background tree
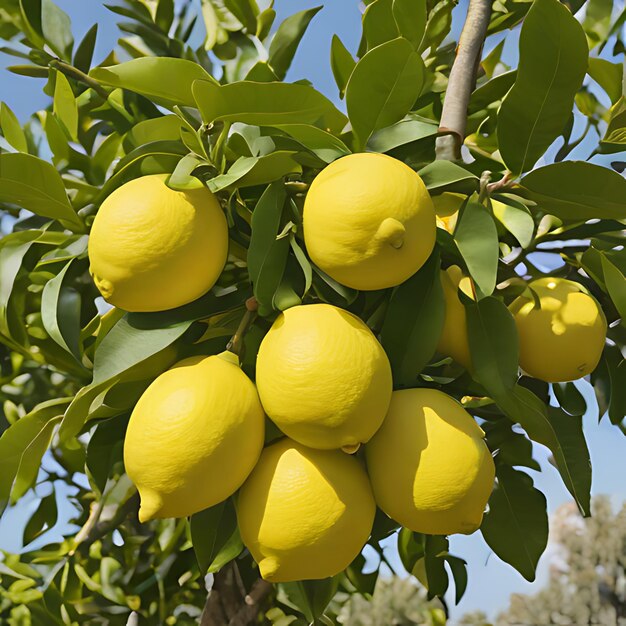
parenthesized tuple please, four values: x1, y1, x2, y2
(0, 0, 624, 624)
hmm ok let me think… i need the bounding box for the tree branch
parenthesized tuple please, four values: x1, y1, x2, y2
(435, 0, 493, 161)
(49, 59, 109, 99)
(228, 579, 273, 626)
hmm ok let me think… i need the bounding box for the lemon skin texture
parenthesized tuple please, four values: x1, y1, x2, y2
(433, 192, 464, 233)
(509, 277, 607, 382)
(237, 438, 376, 582)
(366, 388, 495, 535)
(255, 303, 392, 450)
(124, 352, 265, 522)
(88, 174, 228, 312)
(303, 153, 436, 290)
(437, 266, 473, 369)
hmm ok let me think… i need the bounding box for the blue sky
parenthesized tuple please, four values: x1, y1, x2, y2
(0, 0, 625, 621)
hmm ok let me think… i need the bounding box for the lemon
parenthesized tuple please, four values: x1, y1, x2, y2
(89, 174, 228, 312)
(366, 388, 495, 535)
(303, 153, 436, 290)
(433, 192, 464, 233)
(255, 303, 392, 450)
(124, 352, 264, 522)
(237, 438, 375, 582)
(509, 277, 607, 382)
(437, 266, 474, 369)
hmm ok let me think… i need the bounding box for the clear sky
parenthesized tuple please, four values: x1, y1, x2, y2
(0, 1, 624, 622)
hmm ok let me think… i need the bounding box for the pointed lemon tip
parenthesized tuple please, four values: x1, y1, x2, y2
(137, 491, 163, 523)
(341, 442, 361, 454)
(259, 556, 280, 581)
(376, 217, 405, 249)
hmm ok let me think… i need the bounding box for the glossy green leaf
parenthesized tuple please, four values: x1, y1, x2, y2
(445, 555, 468, 604)
(268, 6, 321, 80)
(454, 197, 499, 297)
(380, 251, 445, 386)
(553, 382, 587, 416)
(417, 160, 478, 191)
(330, 34, 355, 98)
(521, 161, 626, 221)
(346, 37, 425, 149)
(53, 70, 77, 141)
(392, 0, 426, 49)
(280, 578, 339, 623)
(91, 58, 216, 107)
(270, 124, 350, 162)
(497, 0, 588, 174)
(86, 415, 127, 495)
(483, 420, 540, 470)
(498, 385, 592, 516)
(583, 0, 612, 49)
(368, 116, 437, 152)
(190, 499, 243, 573)
(601, 254, 626, 324)
(481, 465, 548, 582)
(23, 491, 57, 546)
(424, 535, 449, 600)
(469, 70, 517, 114)
(41, 260, 82, 361)
(0, 398, 70, 512)
(491, 198, 534, 248)
(362, 0, 398, 50)
(167, 154, 204, 190)
(588, 57, 622, 104)
(247, 182, 290, 309)
(466, 296, 519, 394)
(224, 0, 257, 32)
(73, 23, 97, 73)
(0, 102, 28, 152)
(41, 0, 73, 60)
(0, 153, 82, 230)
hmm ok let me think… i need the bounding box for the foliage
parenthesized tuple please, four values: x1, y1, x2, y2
(0, 0, 624, 623)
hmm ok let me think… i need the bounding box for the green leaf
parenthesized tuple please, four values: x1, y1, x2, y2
(155, 0, 175, 32)
(491, 198, 534, 248)
(454, 197, 499, 297)
(483, 420, 540, 471)
(481, 465, 548, 582)
(417, 160, 478, 191)
(424, 535, 449, 600)
(0, 398, 70, 512)
(86, 415, 127, 496)
(53, 70, 78, 141)
(380, 251, 445, 386)
(23, 491, 57, 546)
(0, 102, 28, 152)
(41, 0, 73, 60)
(468, 70, 517, 114)
(167, 154, 204, 190)
(466, 296, 519, 394)
(247, 182, 290, 309)
(346, 37, 425, 149)
(0, 153, 82, 230)
(91, 58, 216, 107)
(330, 34, 355, 98)
(73, 23, 98, 73)
(193, 80, 346, 131)
(521, 161, 626, 221)
(224, 0, 258, 32)
(498, 386, 592, 516)
(497, 0, 588, 174)
(601, 254, 626, 325)
(268, 6, 321, 80)
(445, 555, 468, 604)
(392, 0, 426, 49)
(280, 578, 339, 622)
(190, 499, 243, 573)
(41, 260, 82, 361)
(362, 0, 398, 50)
(368, 116, 437, 152)
(583, 0, 612, 49)
(588, 57, 622, 104)
(270, 124, 351, 162)
(553, 382, 587, 416)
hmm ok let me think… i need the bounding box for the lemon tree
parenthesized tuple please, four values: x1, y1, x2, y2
(0, 0, 624, 624)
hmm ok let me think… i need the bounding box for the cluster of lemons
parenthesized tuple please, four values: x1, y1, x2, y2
(88, 153, 607, 582)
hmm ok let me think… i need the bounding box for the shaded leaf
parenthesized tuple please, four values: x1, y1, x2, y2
(330, 34, 355, 98)
(393, 0, 427, 49)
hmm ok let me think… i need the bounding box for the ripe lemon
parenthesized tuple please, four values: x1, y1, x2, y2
(437, 266, 473, 369)
(237, 438, 376, 582)
(303, 153, 436, 290)
(124, 352, 264, 522)
(509, 277, 607, 382)
(366, 388, 495, 535)
(89, 174, 228, 312)
(433, 192, 464, 233)
(255, 304, 392, 450)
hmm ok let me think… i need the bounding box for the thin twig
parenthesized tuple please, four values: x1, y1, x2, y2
(228, 579, 273, 626)
(49, 59, 109, 99)
(226, 297, 258, 357)
(435, 0, 493, 161)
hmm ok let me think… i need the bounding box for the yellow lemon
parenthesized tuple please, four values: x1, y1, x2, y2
(255, 304, 392, 450)
(237, 438, 375, 582)
(509, 277, 607, 382)
(366, 388, 495, 535)
(433, 192, 465, 233)
(124, 352, 264, 522)
(89, 174, 228, 312)
(303, 153, 436, 290)
(437, 266, 474, 369)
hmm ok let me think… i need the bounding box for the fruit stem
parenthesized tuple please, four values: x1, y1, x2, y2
(226, 297, 259, 358)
